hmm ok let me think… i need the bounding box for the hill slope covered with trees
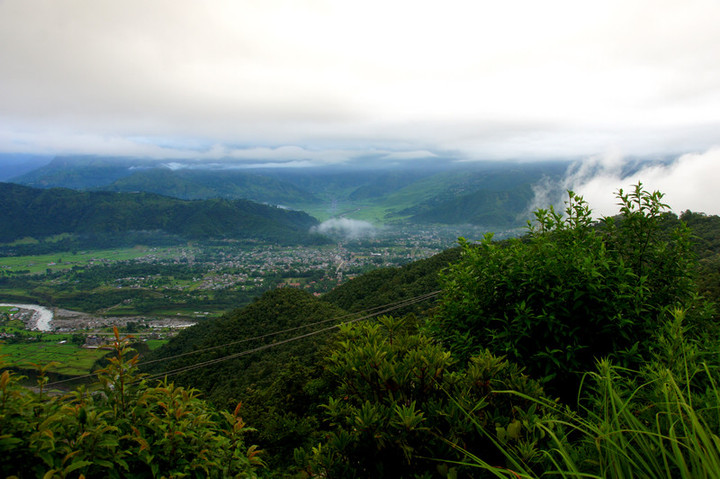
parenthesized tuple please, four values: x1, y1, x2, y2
(0, 182, 324, 246)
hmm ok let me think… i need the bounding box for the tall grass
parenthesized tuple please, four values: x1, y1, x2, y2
(450, 310, 720, 478)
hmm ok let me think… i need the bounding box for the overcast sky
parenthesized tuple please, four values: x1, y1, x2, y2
(1, 0, 719, 168)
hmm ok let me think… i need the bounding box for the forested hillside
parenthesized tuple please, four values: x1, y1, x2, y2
(389, 162, 567, 226)
(3, 184, 720, 478)
(680, 210, 720, 301)
(402, 185, 535, 226)
(0, 182, 324, 245)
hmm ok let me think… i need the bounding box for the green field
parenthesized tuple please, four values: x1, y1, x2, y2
(0, 246, 174, 275)
(144, 339, 169, 351)
(0, 341, 109, 376)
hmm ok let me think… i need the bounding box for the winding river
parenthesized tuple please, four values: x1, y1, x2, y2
(0, 303, 53, 331)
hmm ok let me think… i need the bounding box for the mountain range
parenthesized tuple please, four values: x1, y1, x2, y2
(8, 155, 571, 227)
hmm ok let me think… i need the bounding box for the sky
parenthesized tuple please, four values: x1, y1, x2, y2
(1, 0, 719, 212)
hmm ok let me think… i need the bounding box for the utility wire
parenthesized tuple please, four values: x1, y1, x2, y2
(42, 290, 441, 388)
(139, 291, 437, 368)
(47, 290, 438, 387)
(143, 290, 440, 382)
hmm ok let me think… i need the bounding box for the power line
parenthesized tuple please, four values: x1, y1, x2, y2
(143, 290, 440, 382)
(42, 290, 441, 388)
(138, 290, 440, 370)
(139, 291, 436, 368)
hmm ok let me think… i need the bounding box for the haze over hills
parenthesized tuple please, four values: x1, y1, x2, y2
(103, 168, 320, 206)
(8, 155, 571, 228)
(0, 154, 53, 181)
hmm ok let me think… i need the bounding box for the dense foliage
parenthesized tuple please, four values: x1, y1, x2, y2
(142, 288, 347, 470)
(681, 210, 720, 304)
(465, 309, 720, 478)
(0, 330, 262, 478)
(297, 315, 557, 478)
(430, 186, 698, 398)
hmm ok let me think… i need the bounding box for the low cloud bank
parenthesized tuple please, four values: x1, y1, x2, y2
(532, 147, 720, 218)
(311, 218, 376, 240)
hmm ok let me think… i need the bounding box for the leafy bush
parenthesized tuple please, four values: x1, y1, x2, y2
(0, 328, 262, 478)
(298, 316, 557, 478)
(430, 185, 697, 399)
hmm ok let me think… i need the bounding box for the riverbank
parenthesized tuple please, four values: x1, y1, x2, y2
(0, 303, 53, 331)
(52, 308, 195, 332)
(1, 303, 196, 333)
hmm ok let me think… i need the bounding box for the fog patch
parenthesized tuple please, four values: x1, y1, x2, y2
(524, 175, 567, 219)
(311, 218, 377, 240)
(161, 162, 186, 170)
(529, 147, 720, 219)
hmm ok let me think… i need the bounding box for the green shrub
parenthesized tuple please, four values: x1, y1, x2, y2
(299, 316, 557, 478)
(430, 185, 696, 399)
(0, 328, 262, 478)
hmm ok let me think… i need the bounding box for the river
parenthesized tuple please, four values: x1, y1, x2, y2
(0, 303, 53, 331)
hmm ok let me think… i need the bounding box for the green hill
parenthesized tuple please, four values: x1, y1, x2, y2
(403, 185, 535, 226)
(0, 182, 324, 245)
(141, 288, 348, 467)
(321, 247, 461, 314)
(387, 162, 568, 226)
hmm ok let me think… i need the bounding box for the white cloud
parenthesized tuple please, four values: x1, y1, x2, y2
(380, 151, 438, 161)
(546, 147, 720, 217)
(0, 1, 719, 160)
(311, 218, 377, 240)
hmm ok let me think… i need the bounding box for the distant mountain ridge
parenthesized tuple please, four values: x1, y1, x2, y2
(0, 182, 324, 245)
(11, 156, 141, 189)
(11, 156, 319, 206)
(0, 154, 52, 181)
(399, 185, 535, 226)
(9, 155, 571, 228)
(103, 168, 320, 205)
